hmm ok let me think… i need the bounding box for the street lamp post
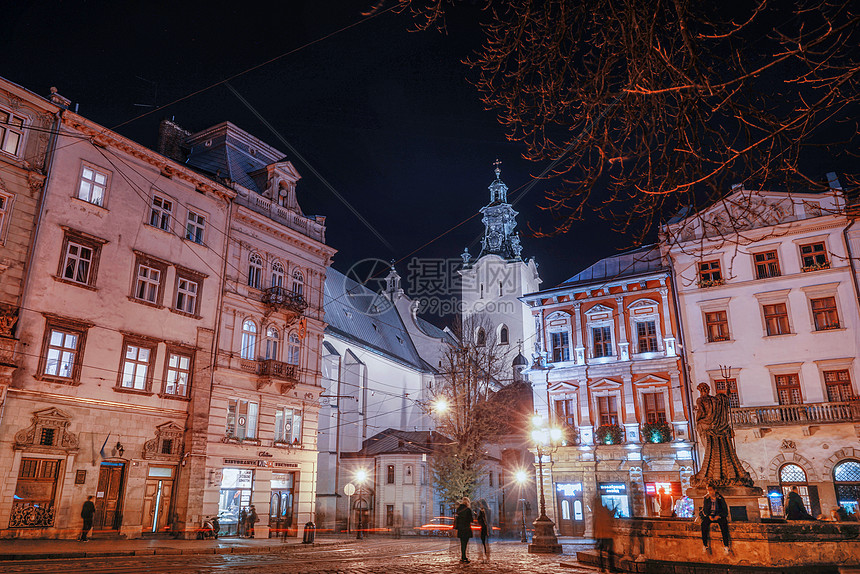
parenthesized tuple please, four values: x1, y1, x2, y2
(355, 470, 368, 540)
(515, 470, 529, 543)
(528, 419, 562, 554)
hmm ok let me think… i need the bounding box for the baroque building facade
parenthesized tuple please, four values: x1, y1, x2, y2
(0, 81, 234, 538)
(662, 179, 860, 519)
(522, 246, 694, 536)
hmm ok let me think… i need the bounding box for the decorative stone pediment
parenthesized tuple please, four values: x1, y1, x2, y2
(590, 378, 622, 391)
(584, 304, 613, 316)
(142, 421, 184, 461)
(628, 298, 658, 311)
(14, 407, 78, 453)
(549, 381, 579, 393)
(634, 374, 669, 387)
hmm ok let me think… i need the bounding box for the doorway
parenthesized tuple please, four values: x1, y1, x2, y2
(269, 472, 296, 537)
(554, 482, 584, 536)
(143, 466, 175, 533)
(94, 462, 125, 531)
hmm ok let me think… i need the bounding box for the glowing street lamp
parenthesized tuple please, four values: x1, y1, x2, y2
(355, 469, 368, 540)
(432, 397, 449, 414)
(528, 418, 562, 553)
(515, 469, 529, 543)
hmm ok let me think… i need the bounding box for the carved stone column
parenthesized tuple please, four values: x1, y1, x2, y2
(615, 296, 629, 361)
(659, 288, 677, 356)
(572, 303, 585, 364)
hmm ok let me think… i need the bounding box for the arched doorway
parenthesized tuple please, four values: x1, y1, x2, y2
(833, 460, 860, 515)
(771, 463, 819, 518)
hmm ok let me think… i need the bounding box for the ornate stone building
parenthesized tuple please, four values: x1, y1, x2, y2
(522, 246, 694, 536)
(662, 180, 860, 519)
(0, 81, 233, 538)
(178, 122, 335, 539)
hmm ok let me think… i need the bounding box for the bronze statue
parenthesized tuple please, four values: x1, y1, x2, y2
(692, 382, 752, 487)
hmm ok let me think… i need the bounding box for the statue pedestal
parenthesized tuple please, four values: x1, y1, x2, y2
(687, 486, 764, 522)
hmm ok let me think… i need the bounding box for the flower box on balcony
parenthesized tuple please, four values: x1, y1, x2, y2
(801, 261, 831, 272)
(641, 421, 672, 443)
(595, 424, 625, 445)
(696, 278, 726, 288)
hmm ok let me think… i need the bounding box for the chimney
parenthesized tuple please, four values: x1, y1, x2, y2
(157, 119, 190, 163)
(49, 87, 71, 109)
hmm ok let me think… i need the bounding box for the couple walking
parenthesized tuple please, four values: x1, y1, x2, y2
(454, 496, 490, 563)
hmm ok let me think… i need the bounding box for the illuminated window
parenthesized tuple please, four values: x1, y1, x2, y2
(754, 250, 781, 279)
(0, 108, 25, 156)
(226, 399, 258, 439)
(387, 465, 395, 484)
(77, 165, 109, 206)
(241, 320, 257, 360)
(274, 407, 302, 444)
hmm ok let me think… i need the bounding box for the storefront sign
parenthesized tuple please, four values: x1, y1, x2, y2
(258, 451, 273, 458)
(556, 483, 583, 496)
(223, 458, 298, 468)
(598, 482, 627, 495)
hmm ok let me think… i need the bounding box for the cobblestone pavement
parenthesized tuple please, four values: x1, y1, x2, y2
(0, 538, 596, 574)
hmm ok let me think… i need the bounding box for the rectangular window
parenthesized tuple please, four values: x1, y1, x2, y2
(77, 165, 108, 206)
(274, 407, 303, 445)
(763, 303, 790, 336)
(163, 350, 193, 397)
(118, 339, 155, 391)
(149, 194, 173, 231)
(134, 264, 162, 304)
(705, 311, 729, 342)
(58, 229, 105, 288)
(592, 326, 613, 358)
(387, 465, 395, 484)
(185, 211, 205, 244)
(698, 260, 723, 285)
(404, 464, 414, 485)
(226, 399, 259, 439)
(174, 267, 205, 316)
(554, 398, 576, 430)
(39, 428, 55, 447)
(824, 370, 854, 402)
(643, 392, 666, 424)
(754, 251, 781, 279)
(550, 331, 570, 362)
(40, 317, 89, 384)
(597, 395, 618, 426)
(714, 378, 740, 408)
(636, 320, 658, 353)
(811, 297, 839, 330)
(775, 374, 802, 405)
(800, 242, 829, 270)
(10, 459, 60, 528)
(0, 192, 10, 240)
(0, 109, 25, 156)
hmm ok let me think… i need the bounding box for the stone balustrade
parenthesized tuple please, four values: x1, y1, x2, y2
(730, 399, 860, 428)
(235, 190, 325, 242)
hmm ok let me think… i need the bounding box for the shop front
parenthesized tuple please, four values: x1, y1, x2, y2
(218, 467, 254, 536)
(644, 480, 682, 517)
(598, 482, 630, 518)
(269, 471, 298, 538)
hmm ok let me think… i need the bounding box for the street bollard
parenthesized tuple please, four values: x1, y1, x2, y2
(302, 521, 316, 544)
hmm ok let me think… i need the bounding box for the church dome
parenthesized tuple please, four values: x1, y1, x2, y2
(512, 352, 528, 367)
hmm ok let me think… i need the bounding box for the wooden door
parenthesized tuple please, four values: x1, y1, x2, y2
(143, 478, 173, 533)
(94, 463, 125, 530)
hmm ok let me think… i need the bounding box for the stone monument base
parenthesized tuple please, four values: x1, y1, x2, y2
(581, 517, 860, 572)
(687, 485, 764, 522)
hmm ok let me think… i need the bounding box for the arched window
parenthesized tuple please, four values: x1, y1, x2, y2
(271, 261, 285, 288)
(778, 463, 812, 517)
(291, 270, 304, 296)
(248, 253, 263, 289)
(287, 333, 301, 365)
(499, 325, 509, 345)
(266, 327, 279, 360)
(833, 460, 860, 514)
(240, 319, 257, 359)
(476, 327, 486, 347)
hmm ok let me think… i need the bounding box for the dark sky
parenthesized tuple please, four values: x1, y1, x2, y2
(2, 1, 629, 295)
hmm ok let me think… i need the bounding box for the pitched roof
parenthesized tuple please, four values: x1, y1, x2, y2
(341, 428, 449, 457)
(561, 244, 666, 286)
(324, 267, 431, 372)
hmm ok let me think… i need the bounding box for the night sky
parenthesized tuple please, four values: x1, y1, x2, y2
(3, 1, 662, 298)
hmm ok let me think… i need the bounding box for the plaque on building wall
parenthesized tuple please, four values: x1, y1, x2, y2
(75, 470, 86, 484)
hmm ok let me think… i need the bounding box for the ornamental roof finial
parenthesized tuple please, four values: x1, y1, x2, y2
(493, 158, 502, 179)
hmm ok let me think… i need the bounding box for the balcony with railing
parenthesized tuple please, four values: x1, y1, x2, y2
(235, 189, 326, 243)
(237, 358, 300, 394)
(730, 399, 860, 428)
(261, 286, 308, 314)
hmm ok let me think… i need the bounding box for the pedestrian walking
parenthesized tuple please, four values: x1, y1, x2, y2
(454, 496, 473, 563)
(785, 486, 816, 520)
(79, 495, 95, 541)
(238, 507, 247, 537)
(247, 505, 259, 538)
(592, 495, 615, 573)
(476, 499, 490, 561)
(700, 485, 731, 554)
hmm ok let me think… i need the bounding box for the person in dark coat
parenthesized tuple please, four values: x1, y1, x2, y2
(592, 495, 616, 573)
(453, 496, 474, 563)
(785, 487, 816, 520)
(238, 507, 247, 537)
(700, 485, 730, 553)
(79, 495, 95, 541)
(247, 505, 259, 538)
(476, 500, 490, 561)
